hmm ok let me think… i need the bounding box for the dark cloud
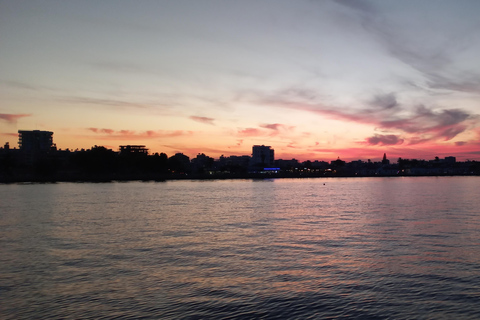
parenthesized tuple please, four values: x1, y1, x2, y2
(259, 123, 295, 131)
(254, 88, 477, 143)
(427, 73, 480, 94)
(366, 134, 404, 146)
(369, 93, 399, 111)
(189, 116, 215, 125)
(0, 113, 31, 123)
(260, 123, 282, 130)
(439, 126, 467, 141)
(380, 106, 471, 137)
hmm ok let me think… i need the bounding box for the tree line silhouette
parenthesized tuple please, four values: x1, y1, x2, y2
(1, 144, 479, 183)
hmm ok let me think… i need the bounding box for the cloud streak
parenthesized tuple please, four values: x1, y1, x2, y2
(237, 123, 296, 138)
(237, 128, 263, 137)
(259, 123, 295, 131)
(335, 0, 480, 94)
(0, 113, 31, 123)
(189, 116, 215, 125)
(87, 128, 193, 140)
(65, 97, 152, 110)
(255, 88, 478, 144)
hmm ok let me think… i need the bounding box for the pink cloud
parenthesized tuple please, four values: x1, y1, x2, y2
(87, 128, 115, 134)
(0, 113, 31, 123)
(236, 124, 295, 138)
(87, 128, 193, 140)
(255, 89, 478, 144)
(238, 128, 263, 137)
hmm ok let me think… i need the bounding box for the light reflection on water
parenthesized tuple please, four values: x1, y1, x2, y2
(1, 177, 480, 319)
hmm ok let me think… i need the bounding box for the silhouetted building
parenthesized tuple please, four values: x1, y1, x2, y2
(120, 145, 148, 156)
(275, 158, 299, 170)
(445, 156, 456, 164)
(251, 145, 274, 167)
(18, 130, 56, 165)
(217, 155, 250, 173)
(331, 157, 345, 167)
(168, 153, 191, 173)
(191, 153, 214, 173)
(382, 153, 390, 165)
(18, 130, 54, 153)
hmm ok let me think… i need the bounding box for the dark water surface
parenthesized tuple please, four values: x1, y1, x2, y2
(1, 177, 480, 319)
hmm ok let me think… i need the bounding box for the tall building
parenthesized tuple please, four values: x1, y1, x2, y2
(251, 145, 274, 167)
(382, 153, 390, 165)
(18, 130, 55, 165)
(18, 130, 54, 153)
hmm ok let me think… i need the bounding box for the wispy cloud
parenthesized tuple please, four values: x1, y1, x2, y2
(189, 116, 215, 125)
(91, 61, 160, 76)
(335, 0, 480, 94)
(87, 128, 193, 140)
(237, 122, 296, 139)
(0, 113, 31, 123)
(237, 128, 263, 137)
(1, 81, 39, 91)
(254, 88, 478, 144)
(87, 128, 115, 134)
(65, 97, 151, 109)
(259, 123, 295, 131)
(1, 132, 19, 137)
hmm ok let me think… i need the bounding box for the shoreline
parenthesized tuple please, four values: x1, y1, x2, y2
(1, 172, 479, 184)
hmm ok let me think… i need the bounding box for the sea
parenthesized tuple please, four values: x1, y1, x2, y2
(1, 177, 480, 319)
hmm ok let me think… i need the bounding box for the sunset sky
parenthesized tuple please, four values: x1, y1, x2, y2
(1, 0, 480, 161)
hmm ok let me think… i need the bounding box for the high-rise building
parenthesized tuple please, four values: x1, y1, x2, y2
(18, 130, 54, 153)
(18, 130, 55, 165)
(251, 145, 274, 167)
(382, 153, 390, 165)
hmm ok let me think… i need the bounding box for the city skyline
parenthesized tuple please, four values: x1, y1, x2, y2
(2, 1, 480, 162)
(2, 129, 468, 165)
(3, 130, 479, 184)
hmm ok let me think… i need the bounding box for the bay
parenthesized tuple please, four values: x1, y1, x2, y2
(1, 177, 480, 319)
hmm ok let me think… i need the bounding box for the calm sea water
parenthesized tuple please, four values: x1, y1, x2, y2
(1, 177, 480, 319)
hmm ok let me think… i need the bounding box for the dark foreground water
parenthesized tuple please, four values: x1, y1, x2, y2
(1, 177, 480, 319)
